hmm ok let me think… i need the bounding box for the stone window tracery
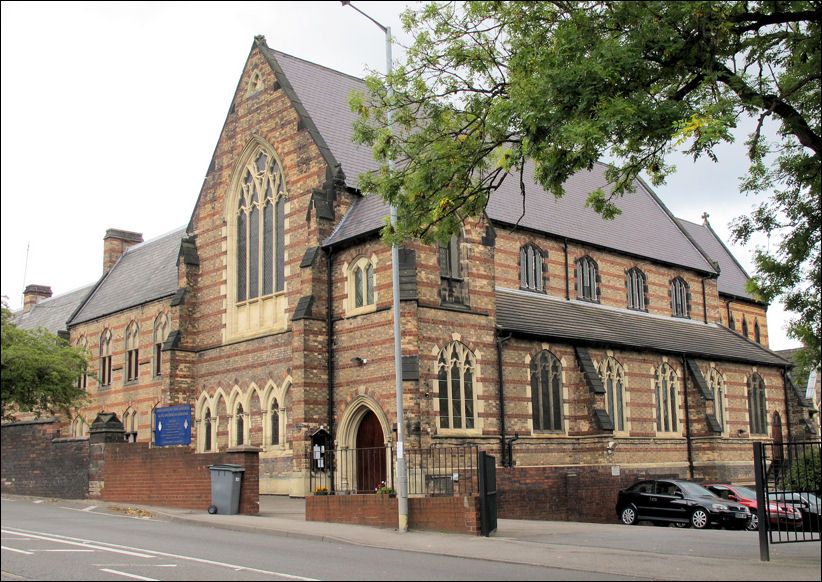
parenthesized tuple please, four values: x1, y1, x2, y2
(530, 350, 563, 432)
(437, 341, 476, 430)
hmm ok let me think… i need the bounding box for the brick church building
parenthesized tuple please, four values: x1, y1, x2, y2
(16, 36, 816, 502)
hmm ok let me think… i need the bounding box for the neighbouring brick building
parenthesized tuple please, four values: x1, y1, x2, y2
(11, 36, 817, 512)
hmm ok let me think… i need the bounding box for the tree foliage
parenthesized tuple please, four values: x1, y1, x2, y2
(350, 1, 820, 365)
(1, 301, 90, 422)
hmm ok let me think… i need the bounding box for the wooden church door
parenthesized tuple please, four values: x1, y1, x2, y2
(355, 410, 386, 493)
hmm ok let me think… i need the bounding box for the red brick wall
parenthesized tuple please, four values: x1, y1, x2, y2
(306, 494, 481, 535)
(1, 419, 89, 499)
(498, 465, 664, 523)
(101, 444, 260, 514)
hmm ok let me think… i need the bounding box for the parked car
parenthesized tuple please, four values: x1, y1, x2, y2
(616, 479, 750, 529)
(703, 484, 802, 531)
(767, 491, 822, 531)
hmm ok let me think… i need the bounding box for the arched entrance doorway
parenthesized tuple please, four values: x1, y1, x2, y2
(355, 410, 387, 493)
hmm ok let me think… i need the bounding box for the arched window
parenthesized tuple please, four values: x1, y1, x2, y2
(626, 267, 647, 311)
(728, 308, 735, 331)
(748, 374, 768, 435)
(742, 316, 749, 338)
(236, 149, 285, 301)
(202, 409, 213, 452)
(600, 357, 626, 432)
(125, 321, 140, 382)
(235, 403, 245, 446)
(346, 256, 376, 314)
(576, 256, 599, 301)
(270, 399, 280, 446)
(670, 277, 690, 318)
(754, 319, 761, 344)
(520, 244, 544, 292)
(75, 336, 88, 390)
(530, 350, 563, 432)
(707, 367, 725, 433)
(437, 341, 476, 430)
(655, 363, 679, 433)
(99, 329, 112, 387)
(153, 314, 169, 377)
(439, 232, 467, 305)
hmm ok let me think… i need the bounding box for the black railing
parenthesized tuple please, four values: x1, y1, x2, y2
(308, 444, 480, 497)
(754, 439, 821, 560)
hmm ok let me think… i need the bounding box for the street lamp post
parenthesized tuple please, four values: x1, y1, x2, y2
(342, 1, 408, 533)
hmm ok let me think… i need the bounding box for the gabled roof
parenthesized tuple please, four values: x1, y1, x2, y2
(266, 39, 715, 273)
(69, 227, 186, 325)
(676, 218, 757, 302)
(495, 287, 788, 367)
(14, 284, 94, 335)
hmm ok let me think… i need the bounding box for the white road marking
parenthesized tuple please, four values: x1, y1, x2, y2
(1, 529, 155, 558)
(1, 546, 33, 555)
(81, 505, 98, 512)
(99, 568, 158, 581)
(1, 527, 318, 580)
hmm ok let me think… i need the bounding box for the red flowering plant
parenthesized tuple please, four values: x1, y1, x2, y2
(375, 481, 397, 495)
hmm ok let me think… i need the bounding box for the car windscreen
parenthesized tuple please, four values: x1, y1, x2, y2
(678, 482, 716, 498)
(734, 486, 756, 499)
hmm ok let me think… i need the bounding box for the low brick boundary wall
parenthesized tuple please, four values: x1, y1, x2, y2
(306, 494, 481, 535)
(497, 465, 682, 523)
(99, 443, 260, 514)
(1, 419, 89, 499)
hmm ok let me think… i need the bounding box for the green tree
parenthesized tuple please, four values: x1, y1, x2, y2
(1, 301, 90, 422)
(350, 0, 820, 365)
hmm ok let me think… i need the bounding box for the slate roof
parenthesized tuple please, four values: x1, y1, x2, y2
(14, 284, 94, 335)
(495, 287, 789, 367)
(69, 227, 186, 325)
(266, 41, 716, 274)
(676, 218, 756, 302)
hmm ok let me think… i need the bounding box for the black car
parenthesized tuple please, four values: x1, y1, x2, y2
(616, 479, 750, 529)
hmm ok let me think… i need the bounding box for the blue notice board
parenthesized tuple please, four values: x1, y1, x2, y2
(155, 405, 192, 446)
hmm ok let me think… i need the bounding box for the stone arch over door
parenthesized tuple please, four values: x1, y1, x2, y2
(337, 396, 391, 493)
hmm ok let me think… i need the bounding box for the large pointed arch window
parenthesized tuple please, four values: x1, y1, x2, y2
(530, 350, 563, 432)
(600, 357, 626, 432)
(228, 141, 288, 338)
(437, 341, 476, 430)
(748, 373, 768, 435)
(707, 367, 726, 433)
(655, 363, 679, 433)
(670, 277, 690, 318)
(236, 148, 285, 301)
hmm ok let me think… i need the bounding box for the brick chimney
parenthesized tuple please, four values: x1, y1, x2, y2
(23, 284, 52, 313)
(103, 229, 143, 274)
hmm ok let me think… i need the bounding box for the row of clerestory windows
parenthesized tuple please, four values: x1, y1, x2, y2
(517, 245, 692, 317)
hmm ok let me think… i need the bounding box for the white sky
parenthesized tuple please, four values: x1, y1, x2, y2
(0, 1, 801, 350)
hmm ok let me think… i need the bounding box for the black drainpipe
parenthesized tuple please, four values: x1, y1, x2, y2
(564, 238, 570, 300)
(496, 331, 512, 466)
(681, 354, 695, 480)
(782, 367, 793, 443)
(325, 245, 336, 492)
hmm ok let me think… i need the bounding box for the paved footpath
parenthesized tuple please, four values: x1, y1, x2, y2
(7, 495, 820, 580)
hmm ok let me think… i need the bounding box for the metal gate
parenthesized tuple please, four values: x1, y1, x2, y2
(478, 451, 497, 537)
(753, 439, 821, 561)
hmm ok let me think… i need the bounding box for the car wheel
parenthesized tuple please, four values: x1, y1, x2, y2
(746, 513, 759, 531)
(620, 506, 638, 525)
(691, 508, 710, 529)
